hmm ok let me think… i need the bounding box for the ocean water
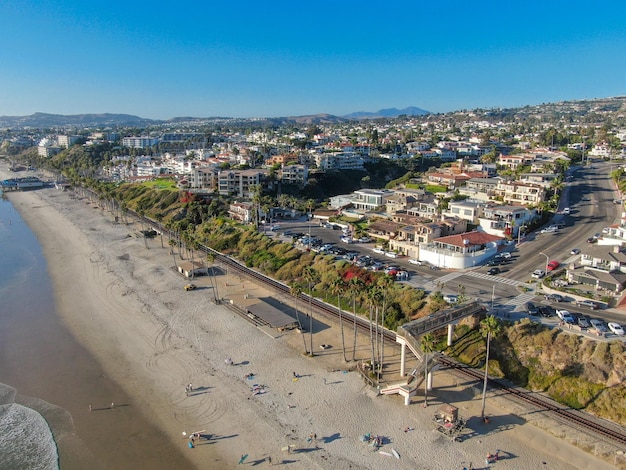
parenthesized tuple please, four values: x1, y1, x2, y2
(0, 194, 59, 469)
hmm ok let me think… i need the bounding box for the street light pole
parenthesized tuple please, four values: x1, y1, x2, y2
(539, 252, 549, 276)
(491, 284, 496, 311)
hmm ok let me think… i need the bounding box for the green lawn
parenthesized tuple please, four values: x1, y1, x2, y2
(142, 178, 178, 190)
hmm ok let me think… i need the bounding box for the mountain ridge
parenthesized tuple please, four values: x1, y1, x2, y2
(0, 106, 431, 128)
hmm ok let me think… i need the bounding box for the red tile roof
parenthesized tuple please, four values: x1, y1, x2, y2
(435, 230, 502, 247)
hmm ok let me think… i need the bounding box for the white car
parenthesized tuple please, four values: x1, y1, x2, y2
(443, 294, 459, 304)
(372, 247, 385, 254)
(408, 259, 422, 265)
(501, 252, 512, 259)
(556, 309, 575, 324)
(531, 269, 545, 279)
(385, 251, 399, 258)
(608, 322, 625, 336)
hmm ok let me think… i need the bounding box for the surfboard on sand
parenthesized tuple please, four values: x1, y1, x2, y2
(238, 454, 249, 464)
(392, 448, 400, 459)
(379, 451, 393, 457)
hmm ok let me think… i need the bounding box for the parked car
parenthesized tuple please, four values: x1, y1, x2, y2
(556, 309, 575, 324)
(576, 315, 591, 329)
(385, 251, 399, 258)
(589, 318, 607, 333)
(586, 237, 597, 244)
(443, 294, 459, 304)
(570, 248, 581, 255)
(608, 322, 625, 336)
(576, 299, 598, 309)
(539, 305, 556, 318)
(525, 301, 539, 316)
(562, 207, 570, 215)
(546, 260, 560, 271)
(487, 267, 501, 275)
(408, 259, 423, 265)
(184, 283, 197, 291)
(372, 247, 385, 254)
(501, 252, 512, 259)
(545, 293, 564, 302)
(358, 237, 371, 243)
(531, 269, 545, 279)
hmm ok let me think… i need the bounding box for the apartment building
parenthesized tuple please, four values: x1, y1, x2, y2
(228, 202, 254, 224)
(190, 167, 219, 190)
(122, 136, 159, 149)
(478, 204, 536, 237)
(217, 169, 267, 197)
(279, 164, 308, 186)
(57, 135, 80, 148)
(314, 152, 365, 170)
(494, 180, 545, 205)
(352, 189, 395, 212)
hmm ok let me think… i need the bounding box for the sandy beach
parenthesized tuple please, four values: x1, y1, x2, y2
(2, 168, 623, 469)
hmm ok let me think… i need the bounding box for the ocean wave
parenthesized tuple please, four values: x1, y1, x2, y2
(0, 402, 58, 470)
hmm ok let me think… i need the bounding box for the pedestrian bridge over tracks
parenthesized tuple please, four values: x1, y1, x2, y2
(396, 300, 485, 377)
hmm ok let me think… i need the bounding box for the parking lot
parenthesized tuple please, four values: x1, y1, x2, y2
(266, 216, 439, 282)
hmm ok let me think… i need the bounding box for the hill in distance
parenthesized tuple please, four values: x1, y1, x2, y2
(0, 112, 157, 128)
(0, 106, 431, 128)
(343, 106, 431, 119)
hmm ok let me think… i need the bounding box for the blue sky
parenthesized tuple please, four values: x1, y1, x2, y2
(1, 1, 625, 119)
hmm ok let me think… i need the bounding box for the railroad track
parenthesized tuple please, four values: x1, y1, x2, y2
(139, 224, 626, 447)
(437, 358, 626, 445)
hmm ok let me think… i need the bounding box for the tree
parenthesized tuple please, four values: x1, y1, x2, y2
(376, 275, 393, 379)
(329, 272, 348, 362)
(290, 282, 308, 355)
(303, 266, 319, 356)
(251, 184, 263, 229)
(364, 285, 382, 370)
(348, 276, 365, 361)
(154, 212, 164, 248)
(480, 315, 502, 420)
(420, 333, 436, 407)
(169, 238, 177, 269)
(206, 251, 219, 302)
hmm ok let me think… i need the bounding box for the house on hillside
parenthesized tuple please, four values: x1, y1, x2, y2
(419, 230, 504, 269)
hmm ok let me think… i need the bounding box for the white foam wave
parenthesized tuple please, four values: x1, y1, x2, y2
(0, 403, 58, 470)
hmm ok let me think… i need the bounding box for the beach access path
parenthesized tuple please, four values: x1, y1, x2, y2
(4, 171, 621, 469)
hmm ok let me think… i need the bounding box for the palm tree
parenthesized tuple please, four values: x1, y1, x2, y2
(480, 315, 502, 421)
(329, 272, 348, 362)
(376, 275, 393, 378)
(420, 333, 436, 407)
(364, 285, 382, 369)
(169, 238, 178, 269)
(290, 282, 308, 355)
(348, 276, 365, 361)
(154, 213, 164, 248)
(251, 184, 262, 229)
(303, 266, 319, 356)
(206, 251, 219, 302)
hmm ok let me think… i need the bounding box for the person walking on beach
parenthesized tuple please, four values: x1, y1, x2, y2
(89, 404, 92, 412)
(110, 402, 114, 409)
